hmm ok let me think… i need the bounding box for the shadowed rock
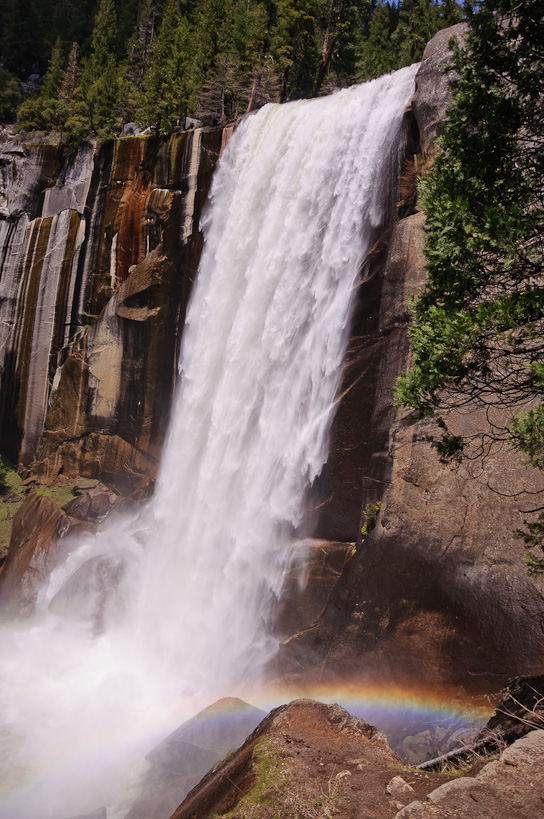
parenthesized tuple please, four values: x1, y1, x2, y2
(478, 675, 544, 743)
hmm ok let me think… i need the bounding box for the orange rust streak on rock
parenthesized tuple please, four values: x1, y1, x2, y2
(117, 170, 152, 283)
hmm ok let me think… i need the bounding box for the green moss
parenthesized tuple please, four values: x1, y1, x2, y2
(0, 456, 24, 556)
(219, 737, 286, 818)
(441, 765, 474, 777)
(0, 467, 105, 557)
(361, 501, 381, 538)
(35, 481, 93, 507)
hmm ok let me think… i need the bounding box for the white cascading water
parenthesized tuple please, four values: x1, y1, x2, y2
(0, 65, 417, 819)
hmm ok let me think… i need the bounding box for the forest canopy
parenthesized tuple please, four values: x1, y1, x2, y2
(0, 0, 463, 140)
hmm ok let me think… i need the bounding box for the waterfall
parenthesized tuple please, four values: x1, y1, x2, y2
(0, 65, 417, 819)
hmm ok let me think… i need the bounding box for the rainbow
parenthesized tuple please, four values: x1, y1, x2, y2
(0, 678, 494, 816)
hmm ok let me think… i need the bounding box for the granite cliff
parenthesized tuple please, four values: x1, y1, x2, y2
(0, 126, 230, 487)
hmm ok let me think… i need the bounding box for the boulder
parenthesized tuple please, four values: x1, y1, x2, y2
(47, 553, 125, 632)
(0, 492, 68, 616)
(396, 729, 544, 819)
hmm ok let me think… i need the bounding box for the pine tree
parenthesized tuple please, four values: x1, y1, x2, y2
(393, 0, 441, 65)
(230, 0, 272, 112)
(1, 0, 49, 76)
(313, 0, 372, 96)
(355, 1, 399, 82)
(41, 37, 65, 99)
(60, 43, 89, 146)
(126, 0, 158, 93)
(80, 0, 122, 136)
(17, 38, 67, 132)
(439, 0, 463, 26)
(0, 69, 22, 122)
(139, 0, 195, 133)
(271, 0, 320, 101)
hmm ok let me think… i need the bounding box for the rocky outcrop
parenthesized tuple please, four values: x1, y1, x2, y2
(0, 480, 117, 616)
(412, 23, 467, 157)
(170, 699, 441, 819)
(166, 700, 544, 819)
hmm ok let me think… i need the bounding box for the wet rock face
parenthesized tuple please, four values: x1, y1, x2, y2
(272, 539, 351, 638)
(311, 210, 427, 542)
(0, 139, 95, 464)
(0, 128, 227, 483)
(0, 492, 68, 616)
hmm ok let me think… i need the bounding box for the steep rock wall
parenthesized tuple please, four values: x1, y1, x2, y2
(311, 23, 468, 543)
(0, 127, 229, 487)
(277, 25, 544, 693)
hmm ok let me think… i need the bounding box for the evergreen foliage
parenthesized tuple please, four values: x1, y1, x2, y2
(0, 68, 22, 121)
(17, 38, 68, 132)
(79, 0, 122, 136)
(3, 0, 463, 140)
(395, 0, 544, 567)
(137, 0, 195, 132)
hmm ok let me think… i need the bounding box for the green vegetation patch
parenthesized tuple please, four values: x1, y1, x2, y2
(218, 736, 287, 818)
(0, 456, 25, 556)
(0, 463, 104, 557)
(34, 481, 95, 508)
